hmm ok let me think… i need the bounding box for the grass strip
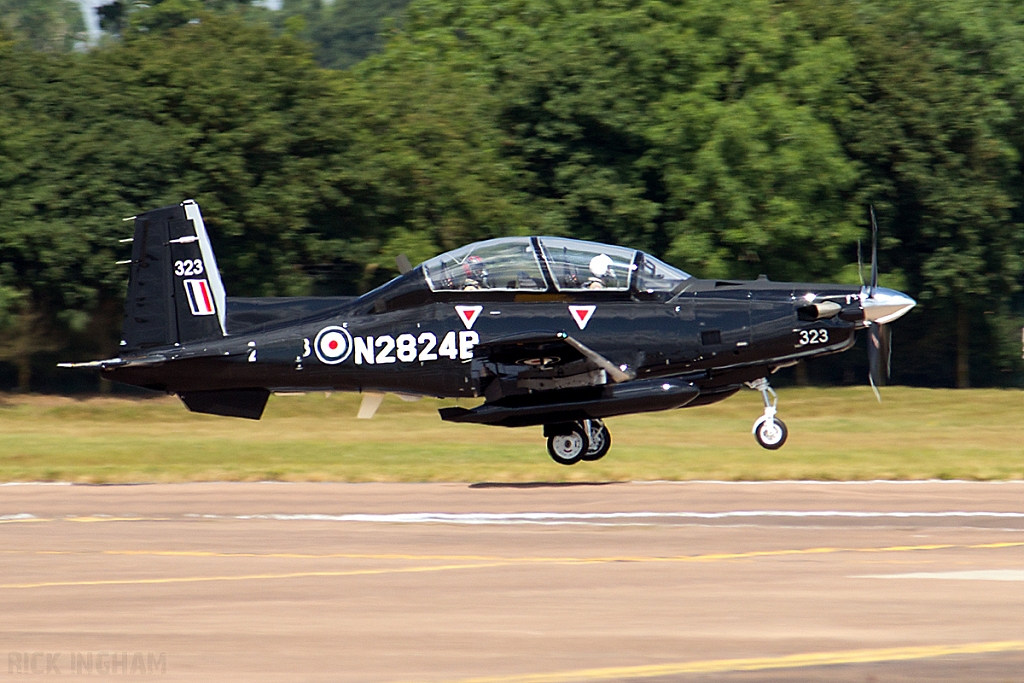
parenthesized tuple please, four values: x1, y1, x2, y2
(0, 387, 1021, 483)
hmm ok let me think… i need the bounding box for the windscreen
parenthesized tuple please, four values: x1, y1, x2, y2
(635, 253, 691, 293)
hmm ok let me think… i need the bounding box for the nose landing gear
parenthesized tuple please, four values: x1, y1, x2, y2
(545, 419, 611, 465)
(746, 378, 788, 449)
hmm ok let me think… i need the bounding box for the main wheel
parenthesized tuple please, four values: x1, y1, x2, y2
(754, 418, 788, 450)
(581, 422, 612, 461)
(547, 425, 589, 465)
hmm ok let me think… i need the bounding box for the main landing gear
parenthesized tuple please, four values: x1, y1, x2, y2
(545, 419, 612, 465)
(746, 378, 787, 449)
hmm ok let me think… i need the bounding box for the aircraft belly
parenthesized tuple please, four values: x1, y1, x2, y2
(439, 377, 699, 427)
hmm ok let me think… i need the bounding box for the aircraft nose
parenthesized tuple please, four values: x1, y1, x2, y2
(862, 287, 916, 324)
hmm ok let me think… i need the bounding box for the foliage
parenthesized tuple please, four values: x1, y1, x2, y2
(4, 0, 1024, 389)
(0, 0, 84, 51)
(275, 0, 412, 70)
(795, 0, 1024, 385)
(382, 0, 862, 281)
(95, 0, 267, 36)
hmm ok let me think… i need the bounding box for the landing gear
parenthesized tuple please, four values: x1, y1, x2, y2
(754, 416, 788, 449)
(545, 420, 612, 465)
(746, 378, 788, 450)
(546, 423, 589, 465)
(582, 419, 611, 461)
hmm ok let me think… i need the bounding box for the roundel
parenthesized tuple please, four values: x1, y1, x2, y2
(314, 326, 353, 365)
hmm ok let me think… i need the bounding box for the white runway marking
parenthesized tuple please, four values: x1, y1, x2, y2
(218, 511, 1024, 526)
(5, 510, 1020, 527)
(639, 479, 1024, 486)
(859, 570, 1024, 581)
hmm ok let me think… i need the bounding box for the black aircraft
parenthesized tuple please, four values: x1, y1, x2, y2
(64, 201, 916, 464)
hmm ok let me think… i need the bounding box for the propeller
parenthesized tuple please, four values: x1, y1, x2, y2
(867, 321, 891, 400)
(863, 206, 904, 402)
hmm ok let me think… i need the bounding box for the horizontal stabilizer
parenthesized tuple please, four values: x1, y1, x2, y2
(57, 355, 167, 370)
(58, 359, 122, 369)
(179, 388, 270, 420)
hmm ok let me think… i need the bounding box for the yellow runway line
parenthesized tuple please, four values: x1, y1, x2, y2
(105, 550, 506, 561)
(8, 540, 1024, 563)
(414, 640, 1024, 683)
(0, 562, 512, 589)
(4, 541, 1022, 590)
(65, 516, 170, 523)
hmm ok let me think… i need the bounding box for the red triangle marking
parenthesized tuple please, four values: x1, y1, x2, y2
(568, 305, 596, 330)
(455, 305, 483, 329)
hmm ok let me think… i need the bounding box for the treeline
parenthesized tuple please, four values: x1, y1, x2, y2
(1, 0, 1024, 391)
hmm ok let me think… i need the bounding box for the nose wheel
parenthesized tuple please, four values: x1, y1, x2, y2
(545, 420, 612, 464)
(746, 378, 788, 450)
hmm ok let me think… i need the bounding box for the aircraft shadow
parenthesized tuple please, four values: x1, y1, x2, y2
(468, 481, 620, 489)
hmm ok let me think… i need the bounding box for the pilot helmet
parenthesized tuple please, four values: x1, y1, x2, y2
(463, 255, 487, 279)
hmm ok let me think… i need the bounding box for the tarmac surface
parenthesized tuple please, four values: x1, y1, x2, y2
(2, 480, 1024, 682)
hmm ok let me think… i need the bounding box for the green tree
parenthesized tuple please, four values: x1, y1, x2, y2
(95, 0, 266, 36)
(277, 0, 411, 70)
(0, 17, 356, 387)
(0, 40, 90, 388)
(369, 0, 862, 281)
(329, 42, 541, 288)
(794, 0, 1024, 387)
(0, 0, 85, 51)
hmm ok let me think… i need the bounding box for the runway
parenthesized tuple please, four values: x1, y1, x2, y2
(3, 481, 1024, 682)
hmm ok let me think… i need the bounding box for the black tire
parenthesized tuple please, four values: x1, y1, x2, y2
(754, 418, 788, 450)
(546, 424, 589, 465)
(581, 422, 612, 461)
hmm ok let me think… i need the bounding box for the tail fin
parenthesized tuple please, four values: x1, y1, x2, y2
(120, 200, 227, 352)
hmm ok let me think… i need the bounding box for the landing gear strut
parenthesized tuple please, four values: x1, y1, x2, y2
(545, 420, 612, 465)
(582, 419, 611, 461)
(746, 378, 788, 449)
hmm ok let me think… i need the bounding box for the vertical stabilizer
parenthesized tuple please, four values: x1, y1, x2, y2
(121, 200, 227, 352)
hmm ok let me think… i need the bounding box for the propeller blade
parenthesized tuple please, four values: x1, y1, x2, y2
(867, 322, 892, 402)
(868, 206, 879, 297)
(857, 239, 864, 286)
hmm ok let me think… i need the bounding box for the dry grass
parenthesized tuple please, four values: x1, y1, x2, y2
(0, 387, 1022, 483)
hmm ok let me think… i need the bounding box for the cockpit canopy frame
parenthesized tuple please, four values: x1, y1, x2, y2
(420, 236, 690, 295)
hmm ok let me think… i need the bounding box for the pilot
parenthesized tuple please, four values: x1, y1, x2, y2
(587, 253, 614, 289)
(462, 255, 489, 290)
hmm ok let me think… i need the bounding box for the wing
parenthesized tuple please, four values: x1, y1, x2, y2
(442, 333, 692, 427)
(471, 331, 635, 398)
